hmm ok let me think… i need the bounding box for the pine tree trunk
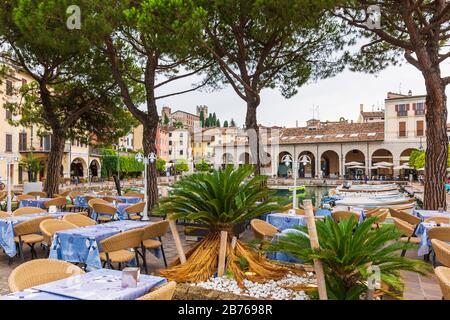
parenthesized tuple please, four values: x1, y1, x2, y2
(423, 74, 447, 210)
(245, 100, 261, 175)
(142, 123, 158, 211)
(44, 132, 65, 197)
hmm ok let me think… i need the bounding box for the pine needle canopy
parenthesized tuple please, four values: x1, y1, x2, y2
(158, 165, 281, 228)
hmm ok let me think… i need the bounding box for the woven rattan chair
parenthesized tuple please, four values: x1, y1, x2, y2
(138, 281, 177, 300)
(13, 207, 47, 216)
(431, 239, 450, 268)
(368, 209, 389, 229)
(43, 197, 67, 210)
(125, 202, 145, 220)
(389, 208, 421, 226)
(0, 211, 10, 218)
(424, 216, 450, 224)
(434, 266, 450, 300)
(15, 194, 35, 202)
(124, 191, 144, 199)
(54, 190, 71, 198)
(8, 259, 84, 292)
(392, 217, 421, 256)
(428, 227, 450, 243)
(92, 203, 116, 223)
(250, 219, 278, 241)
(103, 196, 123, 203)
(39, 219, 77, 250)
(26, 191, 47, 198)
(63, 213, 97, 227)
(331, 211, 361, 223)
(139, 221, 170, 273)
(98, 191, 112, 195)
(99, 228, 143, 269)
(14, 216, 54, 260)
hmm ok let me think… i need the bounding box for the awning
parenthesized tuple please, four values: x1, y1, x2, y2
(345, 161, 364, 166)
(373, 161, 394, 167)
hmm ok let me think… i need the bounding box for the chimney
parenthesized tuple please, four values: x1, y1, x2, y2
(360, 104, 364, 113)
(408, 90, 412, 96)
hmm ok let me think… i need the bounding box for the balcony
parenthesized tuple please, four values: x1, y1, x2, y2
(415, 109, 425, 116)
(397, 111, 408, 117)
(89, 146, 102, 156)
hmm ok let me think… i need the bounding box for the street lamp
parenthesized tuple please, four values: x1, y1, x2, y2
(282, 154, 311, 209)
(0, 155, 19, 213)
(135, 151, 157, 221)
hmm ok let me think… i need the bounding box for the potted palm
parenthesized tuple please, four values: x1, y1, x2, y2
(158, 165, 287, 286)
(268, 216, 432, 299)
(20, 153, 43, 193)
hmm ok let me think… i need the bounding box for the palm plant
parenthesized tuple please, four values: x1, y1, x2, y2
(19, 153, 41, 182)
(158, 165, 286, 285)
(268, 216, 431, 299)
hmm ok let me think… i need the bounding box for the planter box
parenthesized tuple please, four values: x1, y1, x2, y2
(174, 283, 258, 300)
(23, 182, 43, 194)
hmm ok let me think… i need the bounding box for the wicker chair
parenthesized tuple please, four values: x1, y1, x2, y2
(92, 203, 117, 223)
(434, 267, 450, 300)
(98, 191, 112, 196)
(368, 209, 389, 229)
(331, 211, 361, 223)
(431, 239, 450, 268)
(39, 219, 77, 250)
(103, 196, 123, 203)
(124, 191, 144, 199)
(139, 221, 169, 273)
(8, 259, 85, 292)
(0, 211, 10, 218)
(54, 190, 71, 198)
(15, 194, 35, 202)
(250, 219, 278, 240)
(43, 197, 67, 211)
(392, 217, 421, 256)
(14, 216, 54, 260)
(138, 281, 177, 300)
(63, 213, 97, 227)
(125, 202, 145, 220)
(13, 207, 47, 216)
(26, 191, 47, 198)
(424, 216, 450, 224)
(389, 208, 421, 226)
(428, 226, 450, 263)
(99, 228, 143, 269)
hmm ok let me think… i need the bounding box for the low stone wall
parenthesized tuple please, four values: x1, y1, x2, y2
(173, 283, 259, 300)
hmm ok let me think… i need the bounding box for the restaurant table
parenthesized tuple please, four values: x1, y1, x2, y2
(266, 213, 308, 231)
(74, 195, 141, 209)
(1, 269, 166, 300)
(49, 220, 155, 270)
(415, 222, 450, 256)
(18, 198, 53, 209)
(267, 229, 307, 263)
(0, 212, 72, 257)
(413, 209, 450, 222)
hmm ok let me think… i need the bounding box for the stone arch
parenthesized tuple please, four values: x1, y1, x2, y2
(320, 150, 340, 178)
(71, 157, 87, 178)
(89, 159, 101, 177)
(371, 148, 394, 178)
(400, 148, 418, 165)
(344, 149, 366, 178)
(278, 151, 292, 177)
(261, 152, 271, 168)
(238, 152, 252, 165)
(298, 151, 315, 178)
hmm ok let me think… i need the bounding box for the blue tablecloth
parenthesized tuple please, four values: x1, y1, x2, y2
(0, 212, 71, 257)
(1, 269, 166, 300)
(267, 229, 307, 263)
(413, 209, 450, 222)
(75, 195, 141, 209)
(266, 213, 308, 231)
(49, 220, 154, 270)
(415, 222, 450, 256)
(18, 198, 53, 208)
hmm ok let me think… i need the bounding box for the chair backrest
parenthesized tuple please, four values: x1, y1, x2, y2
(15, 194, 35, 201)
(68, 191, 82, 199)
(27, 191, 47, 197)
(125, 202, 145, 214)
(434, 266, 450, 300)
(98, 191, 112, 195)
(55, 190, 70, 198)
(250, 219, 278, 240)
(138, 281, 177, 300)
(428, 227, 450, 242)
(88, 198, 109, 209)
(0, 192, 7, 201)
(13, 207, 47, 216)
(331, 211, 360, 223)
(8, 259, 85, 292)
(100, 228, 143, 252)
(124, 191, 144, 199)
(63, 213, 97, 227)
(0, 211, 10, 218)
(14, 216, 54, 236)
(389, 208, 421, 226)
(92, 203, 117, 216)
(44, 197, 67, 209)
(40, 219, 77, 244)
(424, 216, 450, 224)
(142, 220, 169, 240)
(392, 217, 415, 237)
(369, 208, 389, 223)
(431, 239, 450, 268)
(103, 196, 122, 203)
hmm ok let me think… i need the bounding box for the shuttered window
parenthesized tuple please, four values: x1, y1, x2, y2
(416, 120, 424, 136)
(5, 134, 12, 152)
(399, 122, 407, 137)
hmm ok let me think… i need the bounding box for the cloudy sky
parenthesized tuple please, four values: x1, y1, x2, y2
(156, 61, 450, 128)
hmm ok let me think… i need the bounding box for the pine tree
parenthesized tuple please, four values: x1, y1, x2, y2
(223, 120, 229, 127)
(199, 110, 204, 127)
(164, 114, 170, 125)
(230, 119, 236, 127)
(205, 117, 210, 127)
(216, 119, 221, 127)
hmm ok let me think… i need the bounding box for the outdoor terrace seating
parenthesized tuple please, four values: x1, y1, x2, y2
(99, 228, 143, 270)
(137, 281, 177, 300)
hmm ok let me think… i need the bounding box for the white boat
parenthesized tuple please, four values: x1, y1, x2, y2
(335, 196, 415, 212)
(335, 183, 399, 194)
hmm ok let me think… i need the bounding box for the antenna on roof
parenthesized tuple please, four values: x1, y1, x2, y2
(398, 82, 402, 94)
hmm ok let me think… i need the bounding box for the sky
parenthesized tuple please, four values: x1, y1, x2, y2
(156, 61, 450, 128)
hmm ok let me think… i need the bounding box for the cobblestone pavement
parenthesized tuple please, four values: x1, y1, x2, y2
(0, 217, 443, 299)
